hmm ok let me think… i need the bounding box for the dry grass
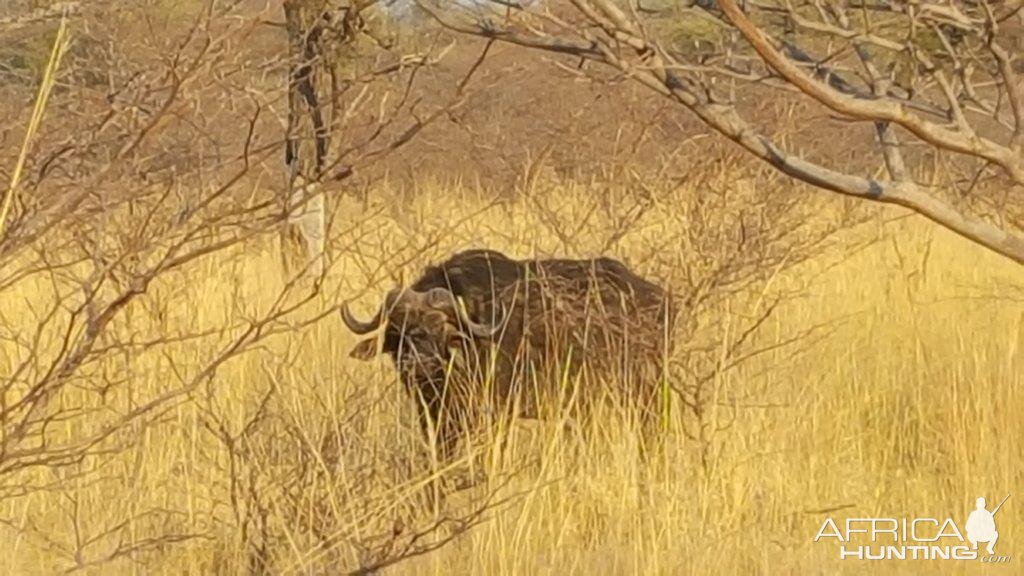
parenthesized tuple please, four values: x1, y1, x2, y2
(1, 178, 1022, 575)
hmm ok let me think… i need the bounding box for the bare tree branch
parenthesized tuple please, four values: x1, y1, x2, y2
(418, 0, 1024, 265)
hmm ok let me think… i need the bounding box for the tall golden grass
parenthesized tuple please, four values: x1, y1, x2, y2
(0, 13, 68, 238)
(0, 179, 1021, 575)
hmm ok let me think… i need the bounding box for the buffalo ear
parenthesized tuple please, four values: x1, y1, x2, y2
(445, 326, 471, 351)
(349, 337, 380, 360)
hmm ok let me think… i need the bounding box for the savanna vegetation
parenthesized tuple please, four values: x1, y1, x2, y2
(0, 1, 1021, 574)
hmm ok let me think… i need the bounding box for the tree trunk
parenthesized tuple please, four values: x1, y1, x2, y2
(282, 0, 331, 276)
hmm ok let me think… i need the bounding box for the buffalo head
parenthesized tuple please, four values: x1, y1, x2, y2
(341, 287, 501, 385)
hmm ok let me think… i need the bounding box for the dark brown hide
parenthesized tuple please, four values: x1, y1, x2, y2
(342, 249, 675, 456)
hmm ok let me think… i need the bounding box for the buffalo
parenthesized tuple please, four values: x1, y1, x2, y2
(342, 249, 675, 456)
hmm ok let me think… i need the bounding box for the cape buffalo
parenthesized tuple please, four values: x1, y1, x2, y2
(341, 249, 675, 456)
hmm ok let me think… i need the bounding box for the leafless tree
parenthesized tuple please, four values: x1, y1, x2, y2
(418, 0, 1024, 264)
(0, 1, 500, 571)
(280, 0, 485, 273)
